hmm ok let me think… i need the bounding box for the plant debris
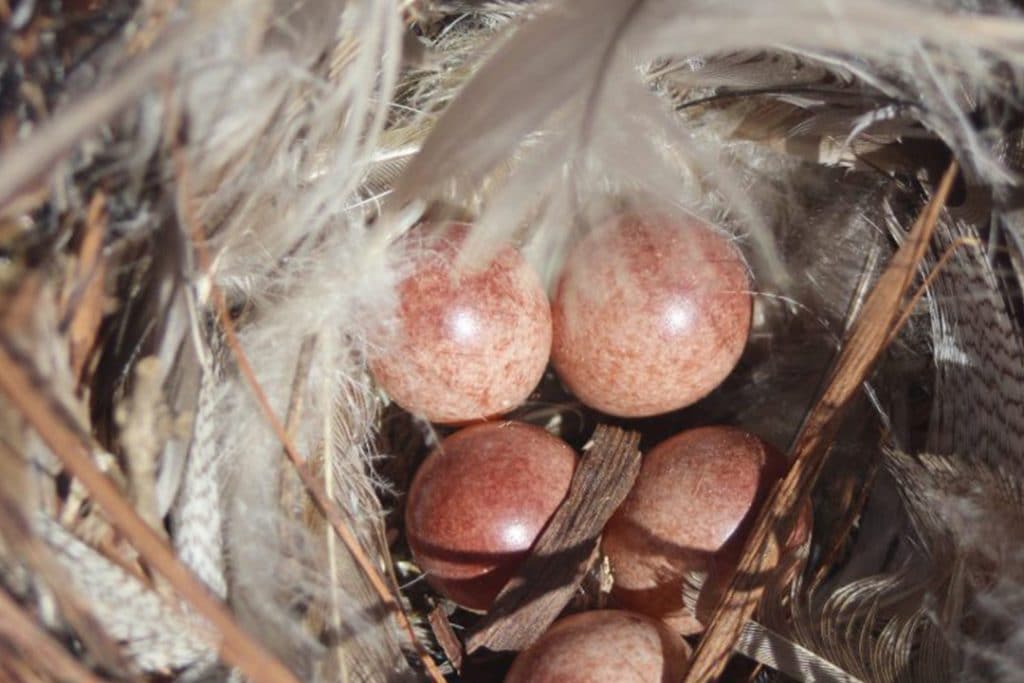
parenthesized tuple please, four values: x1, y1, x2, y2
(428, 605, 464, 673)
(466, 424, 641, 654)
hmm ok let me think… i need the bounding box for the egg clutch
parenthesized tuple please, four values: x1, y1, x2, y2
(368, 213, 750, 423)
(368, 213, 807, 678)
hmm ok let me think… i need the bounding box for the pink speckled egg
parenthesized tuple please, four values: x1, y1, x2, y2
(369, 223, 552, 424)
(504, 610, 690, 683)
(602, 426, 808, 634)
(551, 214, 751, 417)
(405, 421, 577, 611)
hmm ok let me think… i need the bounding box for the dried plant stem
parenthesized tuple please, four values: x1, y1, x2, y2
(0, 337, 301, 683)
(277, 336, 315, 519)
(173, 148, 445, 683)
(207, 277, 444, 681)
(285, 337, 317, 438)
(62, 192, 108, 385)
(808, 236, 982, 583)
(683, 163, 959, 682)
(0, 588, 108, 683)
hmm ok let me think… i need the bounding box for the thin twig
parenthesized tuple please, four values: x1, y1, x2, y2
(172, 122, 445, 683)
(206, 264, 445, 682)
(62, 192, 108, 385)
(0, 338, 301, 683)
(278, 335, 317, 514)
(683, 163, 959, 682)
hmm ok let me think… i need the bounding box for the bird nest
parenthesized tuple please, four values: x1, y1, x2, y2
(2, 1, 1024, 681)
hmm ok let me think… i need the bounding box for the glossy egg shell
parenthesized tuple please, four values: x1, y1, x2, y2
(504, 610, 690, 683)
(551, 214, 751, 417)
(370, 224, 552, 424)
(405, 421, 577, 611)
(601, 426, 807, 634)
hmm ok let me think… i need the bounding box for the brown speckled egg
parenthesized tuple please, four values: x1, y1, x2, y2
(504, 610, 690, 683)
(405, 421, 577, 611)
(602, 426, 807, 634)
(551, 214, 751, 417)
(370, 223, 552, 424)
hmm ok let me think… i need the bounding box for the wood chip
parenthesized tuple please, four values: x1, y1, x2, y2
(428, 605, 464, 673)
(66, 192, 108, 386)
(466, 425, 641, 654)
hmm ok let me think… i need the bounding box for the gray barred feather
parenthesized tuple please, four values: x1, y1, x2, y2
(35, 515, 215, 673)
(925, 216, 1024, 474)
(173, 358, 228, 600)
(738, 620, 865, 683)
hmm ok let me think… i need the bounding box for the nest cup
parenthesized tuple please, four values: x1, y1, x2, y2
(3, 1, 1024, 682)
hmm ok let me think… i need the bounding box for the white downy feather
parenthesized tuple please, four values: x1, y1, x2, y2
(395, 0, 1024, 287)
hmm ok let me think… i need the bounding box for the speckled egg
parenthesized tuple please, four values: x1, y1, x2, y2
(504, 610, 690, 683)
(551, 213, 751, 417)
(405, 421, 577, 611)
(601, 426, 807, 634)
(370, 223, 552, 424)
